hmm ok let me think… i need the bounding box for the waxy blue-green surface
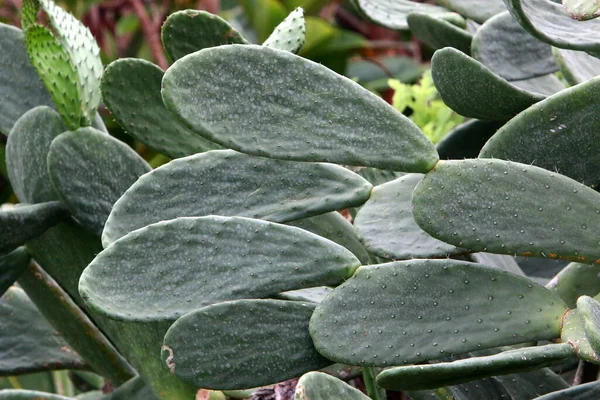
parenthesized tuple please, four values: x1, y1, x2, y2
(352, 0, 452, 30)
(163, 299, 331, 390)
(162, 45, 438, 172)
(102, 149, 373, 246)
(553, 48, 600, 85)
(436, 0, 506, 22)
(82, 216, 360, 321)
(406, 12, 472, 54)
(577, 295, 600, 356)
(547, 262, 600, 308)
(413, 159, 600, 263)
(295, 372, 370, 400)
(263, 7, 305, 53)
(310, 259, 566, 366)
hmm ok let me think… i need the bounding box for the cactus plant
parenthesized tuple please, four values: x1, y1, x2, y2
(6, 0, 600, 399)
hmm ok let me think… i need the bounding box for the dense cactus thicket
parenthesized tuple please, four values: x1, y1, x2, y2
(4, 0, 600, 399)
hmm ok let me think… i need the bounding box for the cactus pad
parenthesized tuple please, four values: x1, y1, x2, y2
(102, 149, 372, 246)
(375, 343, 574, 391)
(480, 76, 600, 187)
(162, 299, 331, 390)
(354, 174, 465, 260)
(0, 202, 70, 255)
(294, 372, 370, 400)
(535, 380, 600, 400)
(413, 159, 600, 263)
(0, 24, 54, 136)
(472, 11, 557, 81)
(406, 12, 472, 54)
(553, 48, 600, 85)
(101, 58, 221, 158)
(547, 263, 600, 308)
(162, 45, 438, 172)
(24, 25, 82, 130)
(435, 0, 506, 23)
(310, 259, 567, 366)
(563, 0, 600, 20)
(431, 47, 545, 120)
(505, 0, 600, 53)
(436, 119, 506, 160)
(81, 216, 360, 321)
(0, 287, 86, 375)
(263, 7, 305, 53)
(48, 127, 151, 236)
(561, 309, 600, 364)
(577, 295, 600, 356)
(161, 10, 249, 62)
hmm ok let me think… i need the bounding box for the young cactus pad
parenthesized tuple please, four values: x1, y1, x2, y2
(431, 47, 545, 120)
(412, 158, 600, 263)
(47, 127, 151, 236)
(162, 299, 331, 390)
(161, 45, 438, 172)
(576, 295, 600, 355)
(263, 7, 306, 54)
(560, 309, 600, 364)
(547, 262, 600, 308)
(354, 173, 464, 260)
(309, 259, 567, 366)
(101, 58, 221, 159)
(80, 216, 361, 321)
(479, 76, 600, 187)
(375, 343, 575, 391)
(101, 149, 372, 246)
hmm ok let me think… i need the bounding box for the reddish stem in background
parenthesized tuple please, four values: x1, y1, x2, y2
(128, 0, 168, 69)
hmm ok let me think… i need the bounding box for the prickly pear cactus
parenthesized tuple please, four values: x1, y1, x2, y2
(4, 0, 600, 399)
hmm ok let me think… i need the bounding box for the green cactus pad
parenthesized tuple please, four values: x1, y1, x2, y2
(468, 253, 525, 276)
(577, 295, 600, 355)
(0, 390, 74, 399)
(375, 343, 574, 391)
(435, 0, 506, 23)
(354, 174, 465, 260)
(406, 12, 472, 54)
(561, 309, 600, 364)
(535, 380, 600, 400)
(472, 11, 557, 81)
(0, 247, 30, 297)
(431, 48, 545, 120)
(563, 0, 600, 20)
(287, 212, 370, 264)
(505, 73, 565, 96)
(263, 7, 306, 53)
(547, 263, 600, 308)
(277, 287, 333, 303)
(412, 158, 600, 263)
(102, 149, 372, 246)
(496, 368, 569, 398)
(5, 106, 66, 203)
(0, 202, 70, 255)
(436, 120, 506, 160)
(479, 76, 600, 186)
(24, 25, 82, 130)
(82, 215, 360, 321)
(162, 299, 331, 390)
(47, 127, 150, 236)
(309, 259, 567, 367)
(0, 287, 86, 375)
(101, 58, 221, 158)
(351, 0, 451, 30)
(553, 48, 600, 85)
(505, 0, 600, 53)
(161, 10, 249, 62)
(294, 372, 370, 400)
(0, 24, 54, 136)
(38, 0, 103, 124)
(162, 45, 438, 172)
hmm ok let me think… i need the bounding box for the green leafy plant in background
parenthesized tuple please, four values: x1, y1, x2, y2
(389, 71, 464, 144)
(5, 0, 600, 399)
